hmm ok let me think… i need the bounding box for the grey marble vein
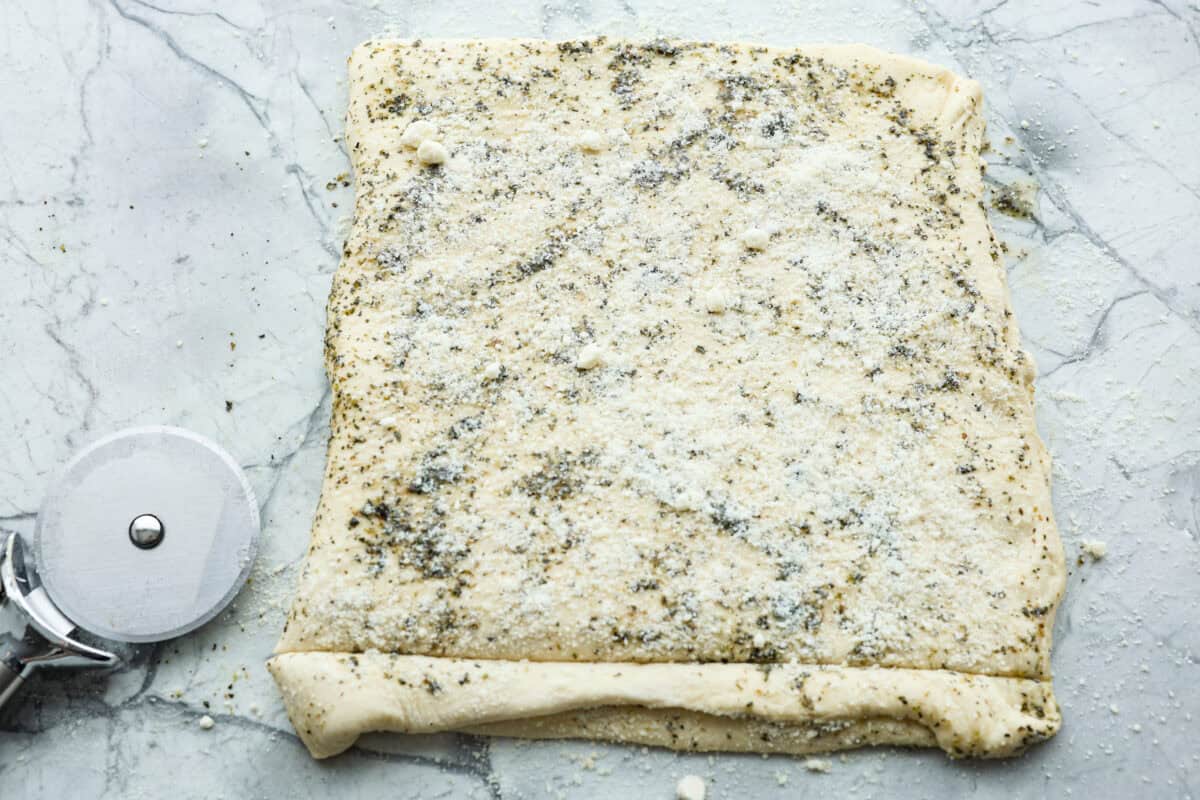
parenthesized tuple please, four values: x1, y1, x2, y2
(1, 0, 1197, 797)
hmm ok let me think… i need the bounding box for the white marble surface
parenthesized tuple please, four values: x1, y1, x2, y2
(2, 0, 1198, 797)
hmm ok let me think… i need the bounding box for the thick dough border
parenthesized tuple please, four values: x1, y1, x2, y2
(268, 653, 1058, 759)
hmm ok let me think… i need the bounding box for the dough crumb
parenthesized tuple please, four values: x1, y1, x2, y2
(703, 288, 728, 314)
(1080, 539, 1107, 560)
(417, 140, 448, 166)
(198, 715, 215, 730)
(803, 757, 832, 773)
(482, 361, 503, 382)
(576, 343, 604, 370)
(400, 119, 436, 149)
(740, 227, 769, 250)
(675, 775, 706, 800)
(578, 129, 606, 152)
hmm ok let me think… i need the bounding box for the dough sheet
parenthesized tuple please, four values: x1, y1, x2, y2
(270, 37, 1066, 759)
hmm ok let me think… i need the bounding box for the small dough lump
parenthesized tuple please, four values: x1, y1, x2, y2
(740, 227, 769, 250)
(400, 119, 436, 149)
(703, 288, 728, 314)
(578, 129, 606, 152)
(576, 343, 604, 370)
(417, 140, 449, 165)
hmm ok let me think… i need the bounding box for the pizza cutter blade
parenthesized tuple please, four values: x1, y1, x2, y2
(0, 427, 259, 708)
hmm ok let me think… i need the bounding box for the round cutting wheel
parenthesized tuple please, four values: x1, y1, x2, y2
(33, 427, 259, 643)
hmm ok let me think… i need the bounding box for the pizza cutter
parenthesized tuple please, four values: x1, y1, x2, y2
(0, 426, 259, 708)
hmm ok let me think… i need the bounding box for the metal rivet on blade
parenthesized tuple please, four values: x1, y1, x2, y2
(128, 514, 165, 549)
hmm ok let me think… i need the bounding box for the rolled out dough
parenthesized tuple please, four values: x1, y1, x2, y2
(270, 37, 1066, 760)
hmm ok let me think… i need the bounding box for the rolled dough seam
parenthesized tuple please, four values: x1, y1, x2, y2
(470, 707, 939, 754)
(268, 653, 1058, 759)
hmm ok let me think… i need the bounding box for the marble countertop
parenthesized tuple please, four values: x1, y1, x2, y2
(2, 0, 1198, 797)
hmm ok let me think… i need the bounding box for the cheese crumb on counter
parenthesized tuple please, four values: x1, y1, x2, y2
(803, 757, 832, 773)
(675, 775, 706, 800)
(1080, 539, 1107, 560)
(198, 715, 215, 730)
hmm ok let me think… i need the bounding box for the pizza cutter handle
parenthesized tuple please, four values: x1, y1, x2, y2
(0, 658, 21, 707)
(0, 533, 119, 711)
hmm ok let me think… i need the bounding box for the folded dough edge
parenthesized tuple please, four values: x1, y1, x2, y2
(268, 652, 1058, 759)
